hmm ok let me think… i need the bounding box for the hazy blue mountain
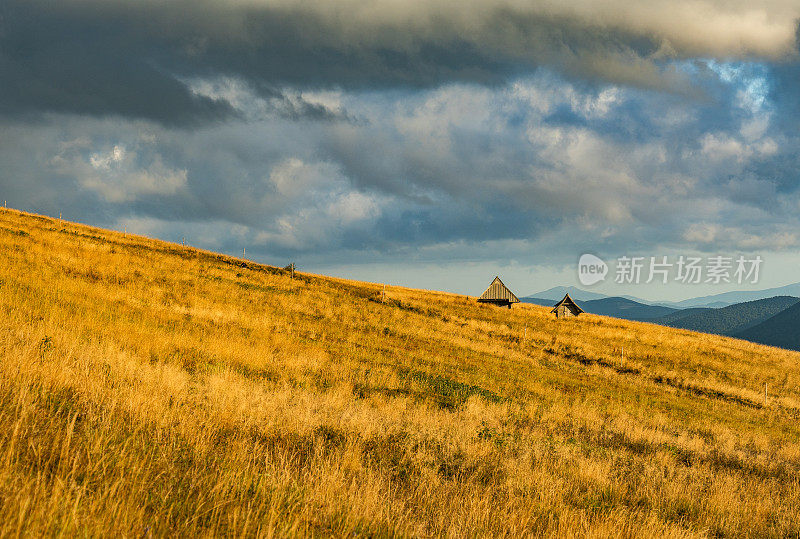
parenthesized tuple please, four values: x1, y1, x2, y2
(656, 296, 800, 336)
(698, 301, 730, 308)
(520, 297, 557, 307)
(526, 281, 800, 312)
(579, 297, 678, 321)
(669, 283, 800, 308)
(736, 301, 800, 351)
(618, 295, 677, 307)
(524, 286, 608, 302)
(522, 294, 676, 319)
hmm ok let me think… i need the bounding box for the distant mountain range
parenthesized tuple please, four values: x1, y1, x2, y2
(524, 282, 800, 309)
(583, 298, 677, 320)
(523, 295, 679, 321)
(524, 286, 609, 302)
(665, 283, 800, 308)
(522, 285, 800, 352)
(651, 296, 800, 336)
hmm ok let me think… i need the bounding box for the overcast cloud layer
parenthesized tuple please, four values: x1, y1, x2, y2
(2, 1, 800, 295)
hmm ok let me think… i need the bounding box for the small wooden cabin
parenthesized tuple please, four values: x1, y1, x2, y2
(551, 293, 584, 318)
(477, 276, 520, 309)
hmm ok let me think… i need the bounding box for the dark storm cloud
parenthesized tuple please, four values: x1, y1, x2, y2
(0, 3, 232, 124)
(2, 0, 798, 124)
(0, 2, 350, 124)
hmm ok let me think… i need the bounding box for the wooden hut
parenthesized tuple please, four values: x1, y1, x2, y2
(551, 293, 584, 318)
(477, 276, 520, 309)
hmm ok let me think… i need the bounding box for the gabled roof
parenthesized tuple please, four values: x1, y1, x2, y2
(478, 276, 520, 303)
(550, 293, 584, 313)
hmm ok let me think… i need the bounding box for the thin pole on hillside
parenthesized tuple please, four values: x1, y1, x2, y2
(243, 247, 246, 257)
(194, 249, 200, 314)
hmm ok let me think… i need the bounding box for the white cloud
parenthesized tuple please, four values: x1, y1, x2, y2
(701, 133, 748, 162)
(327, 191, 381, 224)
(700, 130, 779, 163)
(255, 157, 386, 249)
(51, 140, 188, 203)
(185, 76, 347, 121)
(684, 223, 798, 250)
(89, 144, 126, 170)
(684, 223, 720, 243)
(267, 158, 331, 198)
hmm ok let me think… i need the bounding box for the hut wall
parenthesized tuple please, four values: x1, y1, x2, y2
(556, 305, 575, 318)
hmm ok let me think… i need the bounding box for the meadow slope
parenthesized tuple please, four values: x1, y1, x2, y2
(0, 208, 799, 537)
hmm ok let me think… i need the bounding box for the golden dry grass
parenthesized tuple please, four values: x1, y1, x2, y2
(0, 207, 799, 537)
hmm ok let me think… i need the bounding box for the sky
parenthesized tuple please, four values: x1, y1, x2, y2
(2, 0, 800, 300)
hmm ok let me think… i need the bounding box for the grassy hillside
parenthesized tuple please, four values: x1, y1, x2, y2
(656, 296, 800, 336)
(1, 208, 800, 536)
